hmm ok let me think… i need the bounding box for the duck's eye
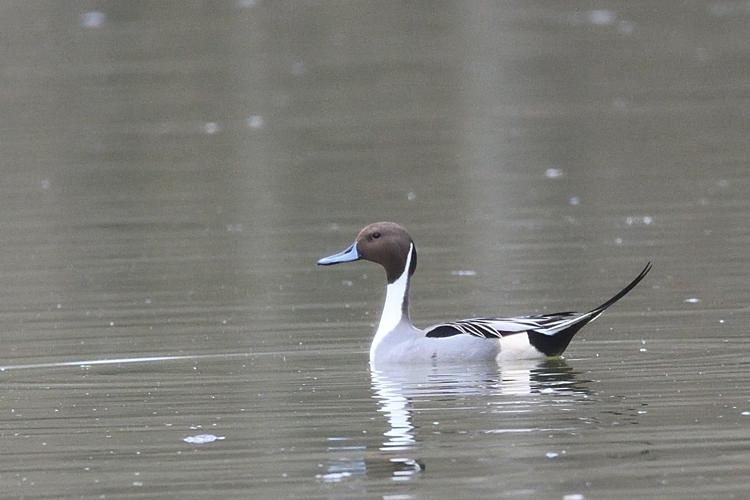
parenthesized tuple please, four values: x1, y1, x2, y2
(372, 232, 381, 239)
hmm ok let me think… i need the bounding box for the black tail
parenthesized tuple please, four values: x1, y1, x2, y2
(588, 261, 652, 319)
(528, 262, 652, 356)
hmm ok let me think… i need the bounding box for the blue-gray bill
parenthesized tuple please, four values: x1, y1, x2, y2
(317, 243, 360, 265)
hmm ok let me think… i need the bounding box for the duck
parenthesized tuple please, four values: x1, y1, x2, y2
(318, 222, 651, 365)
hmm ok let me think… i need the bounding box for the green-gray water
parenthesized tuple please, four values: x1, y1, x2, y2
(1, 2, 749, 498)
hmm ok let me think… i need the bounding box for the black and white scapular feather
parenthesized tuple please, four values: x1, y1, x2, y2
(424, 262, 653, 356)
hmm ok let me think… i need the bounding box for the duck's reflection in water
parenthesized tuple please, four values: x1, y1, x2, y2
(319, 359, 588, 485)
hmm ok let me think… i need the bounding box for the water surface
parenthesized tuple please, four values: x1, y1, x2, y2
(1, 1, 749, 498)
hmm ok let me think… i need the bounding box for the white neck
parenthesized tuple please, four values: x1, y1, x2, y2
(370, 244, 413, 359)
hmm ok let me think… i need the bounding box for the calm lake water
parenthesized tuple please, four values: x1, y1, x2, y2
(1, 1, 749, 498)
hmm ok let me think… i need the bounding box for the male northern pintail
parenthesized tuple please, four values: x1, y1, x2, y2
(318, 222, 651, 365)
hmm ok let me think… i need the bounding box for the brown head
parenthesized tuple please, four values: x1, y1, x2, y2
(317, 222, 417, 283)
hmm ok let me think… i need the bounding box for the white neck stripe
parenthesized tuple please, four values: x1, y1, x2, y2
(370, 244, 413, 359)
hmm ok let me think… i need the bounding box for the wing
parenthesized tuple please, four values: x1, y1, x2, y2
(424, 312, 580, 340)
(423, 262, 652, 356)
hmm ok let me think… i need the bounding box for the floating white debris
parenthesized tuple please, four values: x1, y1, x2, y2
(625, 216, 653, 225)
(183, 434, 225, 444)
(588, 9, 617, 26)
(41, 179, 51, 190)
(684, 297, 701, 304)
(81, 11, 106, 28)
(545, 451, 559, 459)
(741, 411, 750, 416)
(246, 115, 265, 129)
(569, 196, 580, 206)
(545, 167, 563, 179)
(203, 122, 221, 135)
(407, 191, 417, 201)
(451, 270, 477, 276)
(563, 494, 585, 500)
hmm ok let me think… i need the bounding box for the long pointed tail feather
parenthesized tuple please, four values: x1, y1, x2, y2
(588, 261, 652, 320)
(540, 261, 652, 335)
(528, 262, 652, 356)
